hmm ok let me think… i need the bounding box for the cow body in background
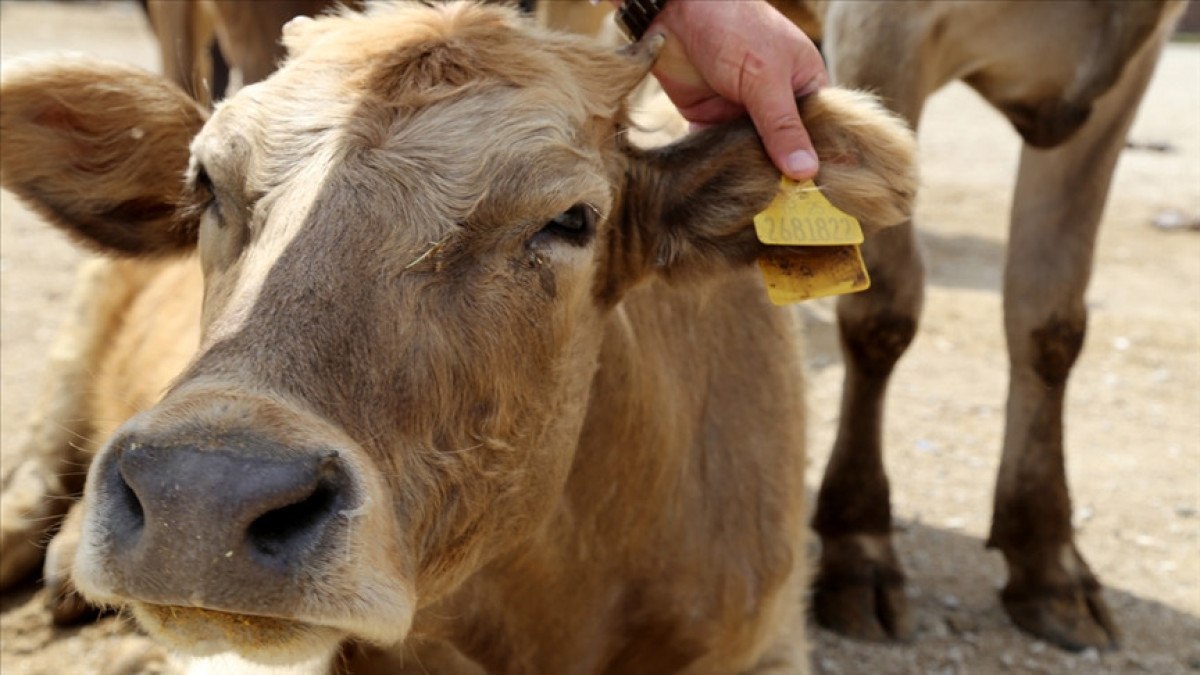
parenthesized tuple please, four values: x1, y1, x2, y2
(803, 0, 1186, 652)
(0, 2, 916, 671)
(143, 0, 342, 106)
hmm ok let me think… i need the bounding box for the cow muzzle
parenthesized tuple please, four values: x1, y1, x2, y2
(71, 390, 416, 660)
(97, 437, 353, 602)
(77, 428, 373, 660)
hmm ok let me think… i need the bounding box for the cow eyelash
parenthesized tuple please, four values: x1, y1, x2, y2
(534, 203, 597, 247)
(195, 165, 215, 195)
(191, 164, 223, 224)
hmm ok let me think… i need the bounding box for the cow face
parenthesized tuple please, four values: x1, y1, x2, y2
(0, 2, 913, 664)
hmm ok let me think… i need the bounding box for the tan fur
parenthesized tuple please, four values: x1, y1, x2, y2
(0, 2, 915, 672)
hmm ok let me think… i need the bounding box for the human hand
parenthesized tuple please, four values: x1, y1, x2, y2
(638, 0, 828, 180)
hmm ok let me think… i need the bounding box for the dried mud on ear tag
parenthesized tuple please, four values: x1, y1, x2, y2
(758, 246, 870, 305)
(753, 177, 871, 305)
(753, 178, 863, 245)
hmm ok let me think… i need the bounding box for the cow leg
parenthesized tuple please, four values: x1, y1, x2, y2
(986, 25, 1168, 653)
(0, 259, 132, 589)
(808, 14, 929, 637)
(42, 501, 100, 625)
(0, 259, 158, 595)
(812, 221, 924, 641)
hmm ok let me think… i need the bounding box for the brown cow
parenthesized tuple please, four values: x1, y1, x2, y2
(0, 2, 915, 671)
(143, 0, 356, 105)
(802, 0, 1187, 653)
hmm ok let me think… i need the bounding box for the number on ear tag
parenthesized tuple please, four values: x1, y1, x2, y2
(753, 178, 864, 246)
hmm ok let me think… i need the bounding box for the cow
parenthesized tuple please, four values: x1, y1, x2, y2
(800, 0, 1187, 653)
(142, 0, 345, 106)
(0, 2, 916, 672)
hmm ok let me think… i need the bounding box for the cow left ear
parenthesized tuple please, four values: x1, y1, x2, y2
(0, 58, 208, 257)
(607, 88, 917, 300)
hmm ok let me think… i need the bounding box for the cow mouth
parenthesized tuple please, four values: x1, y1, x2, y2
(131, 602, 342, 664)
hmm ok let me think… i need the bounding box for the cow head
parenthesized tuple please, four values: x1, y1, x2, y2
(0, 1, 914, 664)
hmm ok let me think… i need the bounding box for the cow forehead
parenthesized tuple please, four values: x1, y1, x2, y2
(193, 2, 625, 246)
(278, 1, 625, 119)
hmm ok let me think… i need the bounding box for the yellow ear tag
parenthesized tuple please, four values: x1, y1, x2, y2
(753, 178, 871, 305)
(757, 246, 870, 305)
(753, 178, 864, 245)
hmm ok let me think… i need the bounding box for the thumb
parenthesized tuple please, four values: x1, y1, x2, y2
(744, 82, 819, 181)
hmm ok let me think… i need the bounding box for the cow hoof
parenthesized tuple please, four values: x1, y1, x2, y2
(812, 534, 913, 641)
(0, 459, 62, 590)
(1001, 580, 1118, 651)
(43, 505, 103, 626)
(46, 574, 101, 626)
(0, 534, 44, 590)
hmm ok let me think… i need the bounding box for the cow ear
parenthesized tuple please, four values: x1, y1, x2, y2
(608, 88, 916, 299)
(0, 58, 208, 256)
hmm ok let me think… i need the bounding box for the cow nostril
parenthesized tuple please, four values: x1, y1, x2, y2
(246, 480, 339, 561)
(115, 473, 145, 530)
(107, 456, 146, 544)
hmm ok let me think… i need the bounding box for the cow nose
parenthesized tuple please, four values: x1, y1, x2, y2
(95, 439, 353, 606)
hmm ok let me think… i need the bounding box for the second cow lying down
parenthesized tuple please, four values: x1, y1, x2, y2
(0, 2, 915, 672)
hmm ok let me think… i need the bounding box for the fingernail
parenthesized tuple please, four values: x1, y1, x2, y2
(785, 150, 818, 178)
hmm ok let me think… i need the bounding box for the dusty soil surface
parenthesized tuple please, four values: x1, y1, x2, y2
(1, 2, 1197, 674)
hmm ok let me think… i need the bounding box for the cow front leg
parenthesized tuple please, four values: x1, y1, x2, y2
(987, 24, 1169, 652)
(0, 259, 128, 589)
(812, 222, 924, 641)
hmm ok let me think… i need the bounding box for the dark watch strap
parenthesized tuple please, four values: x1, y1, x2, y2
(617, 0, 669, 42)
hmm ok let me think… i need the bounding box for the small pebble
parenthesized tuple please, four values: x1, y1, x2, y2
(945, 614, 978, 635)
(1126, 654, 1152, 672)
(1072, 505, 1094, 527)
(1151, 208, 1200, 231)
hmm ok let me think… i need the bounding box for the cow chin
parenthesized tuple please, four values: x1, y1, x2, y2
(131, 603, 345, 665)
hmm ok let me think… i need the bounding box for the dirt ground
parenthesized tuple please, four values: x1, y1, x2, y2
(0, 2, 1197, 674)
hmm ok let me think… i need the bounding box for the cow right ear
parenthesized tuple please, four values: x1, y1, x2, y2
(0, 58, 207, 256)
(608, 87, 918, 299)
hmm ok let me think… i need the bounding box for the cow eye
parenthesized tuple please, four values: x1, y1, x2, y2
(195, 165, 215, 195)
(534, 204, 596, 247)
(192, 163, 223, 224)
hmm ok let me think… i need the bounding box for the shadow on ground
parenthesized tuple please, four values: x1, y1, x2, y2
(809, 520, 1200, 675)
